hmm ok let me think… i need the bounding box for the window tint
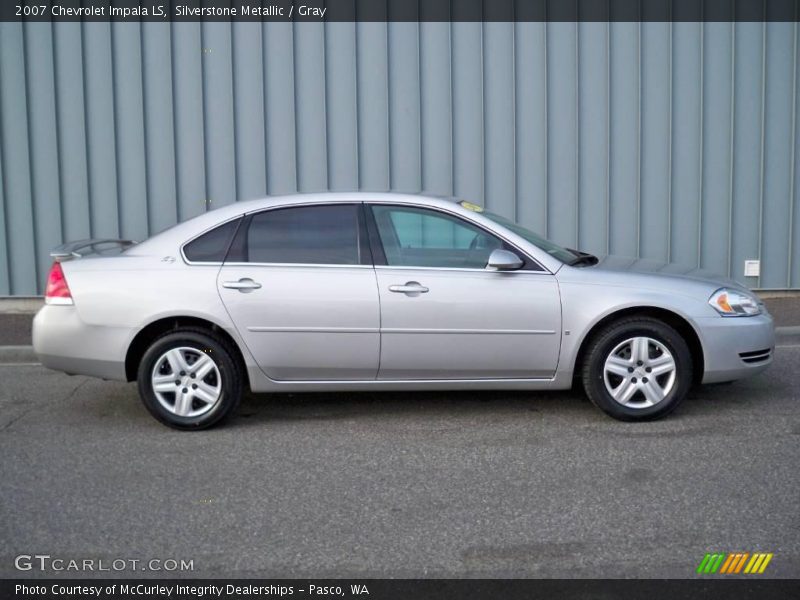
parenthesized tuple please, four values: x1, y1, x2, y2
(183, 218, 240, 262)
(370, 205, 504, 269)
(245, 204, 361, 265)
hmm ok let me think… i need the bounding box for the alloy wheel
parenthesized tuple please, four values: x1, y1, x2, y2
(603, 336, 677, 408)
(151, 347, 222, 418)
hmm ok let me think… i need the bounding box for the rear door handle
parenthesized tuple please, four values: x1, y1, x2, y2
(222, 278, 262, 293)
(388, 282, 429, 295)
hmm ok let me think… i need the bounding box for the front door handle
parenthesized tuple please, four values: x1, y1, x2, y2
(222, 278, 262, 293)
(388, 281, 429, 295)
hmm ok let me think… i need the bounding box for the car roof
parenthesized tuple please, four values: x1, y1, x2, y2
(235, 191, 462, 208)
(138, 192, 462, 244)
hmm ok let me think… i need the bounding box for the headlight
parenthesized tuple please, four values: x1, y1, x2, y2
(708, 288, 761, 316)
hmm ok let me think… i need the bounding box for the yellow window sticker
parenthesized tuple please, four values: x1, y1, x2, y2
(459, 201, 484, 213)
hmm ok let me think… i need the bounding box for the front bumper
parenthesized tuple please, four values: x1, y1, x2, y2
(32, 305, 130, 381)
(696, 312, 775, 384)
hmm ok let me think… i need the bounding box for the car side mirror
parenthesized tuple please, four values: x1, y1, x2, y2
(486, 249, 524, 271)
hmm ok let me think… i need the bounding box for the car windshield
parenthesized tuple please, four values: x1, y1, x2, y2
(479, 209, 579, 264)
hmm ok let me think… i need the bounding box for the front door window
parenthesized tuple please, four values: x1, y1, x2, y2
(370, 205, 504, 269)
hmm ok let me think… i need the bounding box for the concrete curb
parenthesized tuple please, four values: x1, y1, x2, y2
(0, 297, 43, 314)
(0, 326, 798, 365)
(777, 326, 800, 345)
(0, 346, 38, 364)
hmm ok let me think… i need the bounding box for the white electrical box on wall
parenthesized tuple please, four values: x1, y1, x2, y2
(744, 260, 760, 278)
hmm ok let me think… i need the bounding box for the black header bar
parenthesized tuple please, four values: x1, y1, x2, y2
(3, 578, 800, 600)
(2, 0, 799, 22)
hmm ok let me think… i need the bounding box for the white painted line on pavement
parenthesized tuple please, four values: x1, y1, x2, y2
(0, 363, 40, 367)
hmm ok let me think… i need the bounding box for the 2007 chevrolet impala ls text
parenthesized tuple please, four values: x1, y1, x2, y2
(32, 193, 774, 429)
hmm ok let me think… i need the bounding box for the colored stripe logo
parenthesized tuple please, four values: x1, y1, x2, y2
(697, 552, 773, 574)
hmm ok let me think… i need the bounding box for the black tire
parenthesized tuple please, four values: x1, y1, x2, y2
(137, 328, 243, 430)
(581, 317, 692, 421)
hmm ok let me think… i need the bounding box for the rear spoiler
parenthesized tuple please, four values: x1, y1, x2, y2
(50, 239, 138, 261)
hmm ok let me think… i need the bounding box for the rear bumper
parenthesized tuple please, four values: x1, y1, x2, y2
(697, 313, 775, 384)
(32, 305, 130, 381)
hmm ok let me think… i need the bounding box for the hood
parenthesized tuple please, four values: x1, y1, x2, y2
(586, 255, 747, 291)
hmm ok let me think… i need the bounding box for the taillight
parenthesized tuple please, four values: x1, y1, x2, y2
(44, 262, 73, 305)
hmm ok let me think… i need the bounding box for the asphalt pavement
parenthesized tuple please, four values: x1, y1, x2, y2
(0, 314, 34, 346)
(1, 344, 798, 579)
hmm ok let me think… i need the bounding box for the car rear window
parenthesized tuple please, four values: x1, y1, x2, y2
(183, 218, 241, 262)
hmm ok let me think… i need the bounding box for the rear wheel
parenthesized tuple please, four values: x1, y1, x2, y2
(581, 317, 692, 421)
(137, 329, 242, 430)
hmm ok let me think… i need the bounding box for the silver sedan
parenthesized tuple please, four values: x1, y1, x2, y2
(33, 193, 774, 429)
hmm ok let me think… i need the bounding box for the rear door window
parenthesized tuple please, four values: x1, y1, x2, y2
(239, 204, 365, 265)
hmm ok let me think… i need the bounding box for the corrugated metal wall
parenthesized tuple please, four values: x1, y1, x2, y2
(0, 19, 798, 294)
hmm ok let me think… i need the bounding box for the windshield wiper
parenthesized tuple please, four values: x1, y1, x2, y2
(566, 249, 599, 267)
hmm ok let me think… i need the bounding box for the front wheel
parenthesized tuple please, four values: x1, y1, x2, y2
(137, 329, 243, 430)
(581, 317, 693, 421)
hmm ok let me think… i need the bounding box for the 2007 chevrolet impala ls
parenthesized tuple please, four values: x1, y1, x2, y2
(33, 193, 774, 429)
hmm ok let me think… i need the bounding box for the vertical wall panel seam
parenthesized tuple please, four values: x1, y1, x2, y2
(139, 23, 151, 234)
(22, 23, 40, 289)
(667, 19, 673, 262)
(417, 15, 422, 191)
(448, 7, 454, 196)
(261, 21, 270, 194)
(292, 22, 300, 192)
(608, 17, 614, 253)
(418, 12, 425, 190)
(323, 21, 332, 191)
(513, 14, 520, 222)
(636, 16, 642, 257)
(169, 22, 181, 220)
(480, 18, 487, 207)
(610, 18, 616, 253)
(111, 23, 124, 233)
(0, 136, 6, 291)
(385, 18, 391, 189)
(227, 21, 238, 201)
(385, 18, 390, 192)
(198, 20, 209, 206)
(574, 14, 579, 245)
(511, 2, 518, 221)
(354, 8, 361, 189)
(231, 23, 240, 199)
(543, 17, 548, 236)
(449, 15, 455, 196)
(200, 22, 211, 209)
(697, 16, 704, 268)
(167, 21, 178, 217)
(788, 17, 798, 286)
(51, 21, 65, 243)
(478, 11, 485, 206)
(80, 21, 93, 237)
(52, 21, 65, 240)
(417, 16, 424, 190)
(0, 35, 11, 290)
(757, 17, 766, 288)
(230, 23, 239, 200)
(605, 18, 610, 254)
(727, 16, 736, 279)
